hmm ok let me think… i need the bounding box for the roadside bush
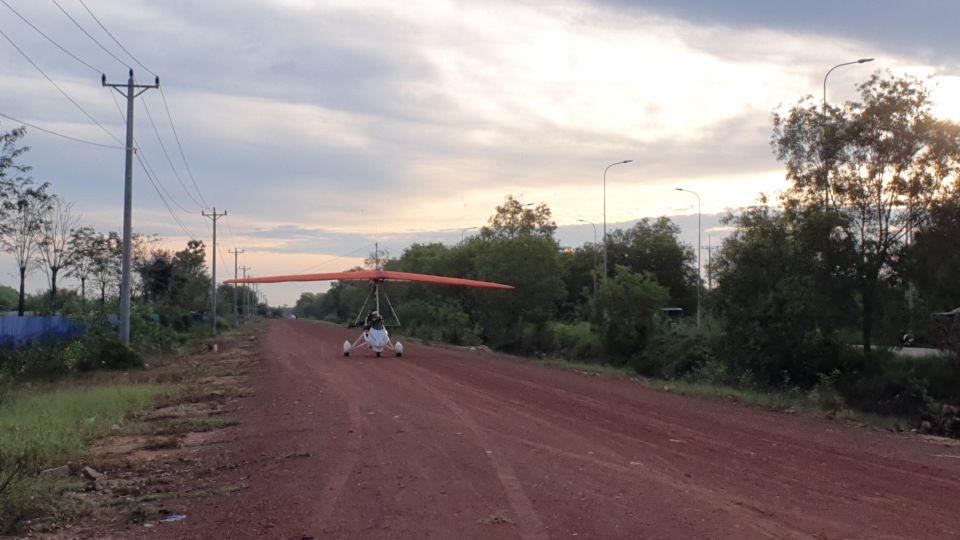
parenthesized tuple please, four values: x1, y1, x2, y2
(837, 351, 959, 416)
(544, 321, 601, 361)
(633, 321, 716, 379)
(395, 299, 481, 346)
(0, 343, 69, 380)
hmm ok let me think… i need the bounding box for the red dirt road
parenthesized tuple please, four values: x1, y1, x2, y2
(146, 320, 960, 539)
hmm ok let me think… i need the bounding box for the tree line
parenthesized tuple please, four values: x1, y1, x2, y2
(297, 74, 960, 430)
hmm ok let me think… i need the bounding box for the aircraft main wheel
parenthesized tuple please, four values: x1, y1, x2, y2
(344, 352, 350, 357)
(396, 352, 402, 357)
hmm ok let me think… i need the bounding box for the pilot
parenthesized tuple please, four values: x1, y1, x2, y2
(364, 310, 384, 331)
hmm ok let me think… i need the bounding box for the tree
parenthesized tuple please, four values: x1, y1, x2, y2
(593, 265, 668, 363)
(36, 196, 80, 303)
(0, 179, 51, 316)
(605, 217, 697, 311)
(713, 205, 855, 386)
(474, 235, 564, 349)
(905, 199, 960, 312)
(69, 226, 98, 299)
(138, 248, 174, 303)
(91, 232, 121, 305)
(772, 74, 960, 351)
(480, 195, 557, 240)
(169, 239, 210, 312)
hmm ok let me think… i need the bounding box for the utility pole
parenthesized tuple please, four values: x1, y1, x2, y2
(701, 233, 720, 290)
(202, 208, 227, 335)
(239, 265, 250, 321)
(229, 248, 244, 326)
(103, 69, 159, 346)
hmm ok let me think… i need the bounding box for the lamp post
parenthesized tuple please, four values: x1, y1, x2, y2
(822, 58, 874, 208)
(675, 187, 701, 328)
(578, 218, 598, 299)
(460, 226, 479, 241)
(602, 160, 632, 285)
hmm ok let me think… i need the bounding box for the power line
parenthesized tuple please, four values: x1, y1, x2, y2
(51, 0, 128, 70)
(0, 0, 101, 74)
(106, 89, 196, 216)
(225, 212, 239, 251)
(0, 25, 121, 144)
(159, 86, 208, 208)
(76, 0, 154, 76)
(0, 111, 122, 149)
(135, 151, 197, 239)
(140, 94, 205, 208)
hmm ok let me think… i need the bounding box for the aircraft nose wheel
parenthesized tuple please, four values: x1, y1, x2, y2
(375, 351, 381, 358)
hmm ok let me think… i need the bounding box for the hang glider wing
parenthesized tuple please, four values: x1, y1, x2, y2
(224, 270, 514, 290)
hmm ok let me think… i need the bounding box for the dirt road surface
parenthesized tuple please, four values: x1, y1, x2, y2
(140, 320, 960, 539)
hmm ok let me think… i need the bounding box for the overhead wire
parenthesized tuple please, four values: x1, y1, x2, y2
(68, 0, 212, 214)
(70, 0, 213, 221)
(76, 0, 154, 76)
(106, 88, 200, 238)
(70, 0, 211, 215)
(51, 0, 129, 70)
(0, 0, 101, 74)
(135, 152, 197, 239)
(224, 212, 239, 251)
(0, 25, 122, 144)
(158, 87, 208, 208)
(140, 94, 205, 209)
(0, 111, 122, 149)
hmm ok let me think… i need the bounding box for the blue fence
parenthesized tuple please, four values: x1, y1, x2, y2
(0, 315, 85, 348)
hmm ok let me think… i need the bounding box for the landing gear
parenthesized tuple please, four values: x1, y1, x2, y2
(343, 340, 352, 357)
(375, 351, 381, 358)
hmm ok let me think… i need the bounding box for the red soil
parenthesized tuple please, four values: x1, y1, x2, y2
(137, 319, 960, 539)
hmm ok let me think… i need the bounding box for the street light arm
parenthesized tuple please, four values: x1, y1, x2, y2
(823, 58, 875, 111)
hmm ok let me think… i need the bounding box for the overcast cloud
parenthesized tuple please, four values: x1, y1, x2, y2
(1, 0, 957, 304)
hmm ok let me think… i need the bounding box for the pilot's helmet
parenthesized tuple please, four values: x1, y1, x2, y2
(371, 310, 379, 317)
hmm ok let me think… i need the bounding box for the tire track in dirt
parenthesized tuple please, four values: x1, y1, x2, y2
(394, 362, 549, 540)
(411, 349, 960, 522)
(399, 360, 827, 539)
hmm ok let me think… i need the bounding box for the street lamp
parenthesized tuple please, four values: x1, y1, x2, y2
(578, 218, 598, 299)
(602, 160, 632, 285)
(675, 187, 701, 328)
(822, 58, 874, 208)
(461, 226, 479, 241)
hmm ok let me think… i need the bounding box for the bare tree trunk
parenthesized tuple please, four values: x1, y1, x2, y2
(17, 266, 26, 317)
(861, 275, 876, 354)
(80, 277, 86, 299)
(49, 267, 58, 303)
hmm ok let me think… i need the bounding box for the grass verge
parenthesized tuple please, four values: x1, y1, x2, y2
(0, 384, 171, 533)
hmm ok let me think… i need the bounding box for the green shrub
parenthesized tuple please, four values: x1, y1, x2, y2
(633, 322, 716, 379)
(545, 321, 601, 360)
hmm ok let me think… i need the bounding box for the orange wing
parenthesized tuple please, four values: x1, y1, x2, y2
(224, 270, 514, 290)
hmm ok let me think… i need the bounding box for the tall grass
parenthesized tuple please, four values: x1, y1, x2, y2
(0, 384, 171, 532)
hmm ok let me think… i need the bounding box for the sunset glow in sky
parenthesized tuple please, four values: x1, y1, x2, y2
(2, 0, 959, 304)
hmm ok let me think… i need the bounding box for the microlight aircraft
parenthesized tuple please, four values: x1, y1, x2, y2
(225, 269, 513, 358)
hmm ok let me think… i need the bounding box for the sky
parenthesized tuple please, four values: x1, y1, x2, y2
(1, 0, 959, 306)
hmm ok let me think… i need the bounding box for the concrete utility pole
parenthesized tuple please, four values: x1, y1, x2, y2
(239, 265, 250, 320)
(102, 69, 159, 346)
(229, 248, 244, 326)
(701, 233, 720, 290)
(202, 208, 227, 335)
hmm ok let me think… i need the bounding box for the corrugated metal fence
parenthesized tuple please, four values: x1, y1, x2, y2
(0, 316, 85, 348)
